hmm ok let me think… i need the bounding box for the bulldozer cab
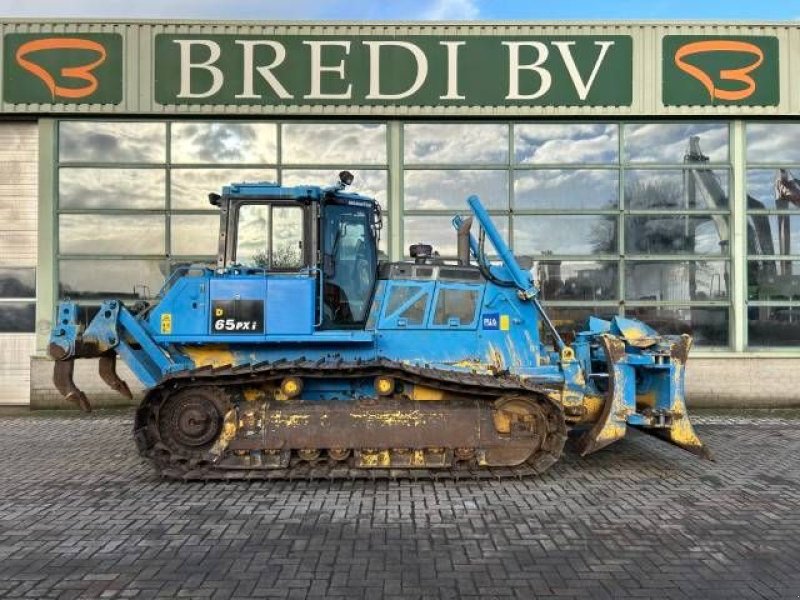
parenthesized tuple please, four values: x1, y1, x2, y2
(215, 177, 380, 331)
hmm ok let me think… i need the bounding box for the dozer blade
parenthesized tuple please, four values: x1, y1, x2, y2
(575, 335, 628, 456)
(53, 359, 91, 413)
(638, 335, 713, 460)
(99, 352, 133, 400)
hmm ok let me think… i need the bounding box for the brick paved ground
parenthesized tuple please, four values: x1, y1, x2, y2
(0, 412, 798, 599)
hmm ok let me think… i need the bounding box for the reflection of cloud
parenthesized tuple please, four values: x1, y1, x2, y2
(514, 169, 617, 209)
(60, 214, 165, 255)
(59, 260, 166, 298)
(60, 169, 165, 209)
(283, 124, 386, 165)
(747, 124, 800, 163)
(405, 170, 507, 210)
(281, 169, 388, 208)
(171, 168, 275, 209)
(624, 169, 728, 210)
(404, 124, 508, 164)
(171, 123, 277, 164)
(625, 123, 728, 163)
(171, 215, 219, 256)
(59, 122, 165, 163)
(515, 124, 618, 164)
(515, 215, 616, 255)
(404, 215, 509, 257)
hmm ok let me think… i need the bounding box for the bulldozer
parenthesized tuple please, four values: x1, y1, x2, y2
(48, 172, 709, 480)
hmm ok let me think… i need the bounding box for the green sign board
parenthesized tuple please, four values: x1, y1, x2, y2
(663, 35, 779, 106)
(154, 34, 632, 107)
(3, 33, 123, 104)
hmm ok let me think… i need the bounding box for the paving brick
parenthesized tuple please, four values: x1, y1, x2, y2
(0, 413, 799, 599)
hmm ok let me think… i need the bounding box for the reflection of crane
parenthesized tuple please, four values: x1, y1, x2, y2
(775, 169, 800, 276)
(685, 136, 778, 287)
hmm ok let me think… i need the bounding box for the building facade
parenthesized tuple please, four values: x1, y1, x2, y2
(0, 20, 797, 407)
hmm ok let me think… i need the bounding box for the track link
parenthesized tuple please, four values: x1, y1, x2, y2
(134, 358, 568, 481)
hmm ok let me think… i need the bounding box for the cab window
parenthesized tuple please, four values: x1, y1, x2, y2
(235, 204, 304, 270)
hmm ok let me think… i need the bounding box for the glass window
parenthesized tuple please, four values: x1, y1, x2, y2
(171, 215, 220, 257)
(624, 123, 729, 164)
(537, 261, 617, 301)
(59, 168, 166, 210)
(282, 124, 386, 164)
(747, 123, 800, 163)
(625, 215, 728, 255)
(59, 121, 166, 163)
(236, 205, 269, 266)
(514, 123, 618, 164)
(384, 285, 429, 326)
(59, 214, 166, 255)
(433, 288, 479, 326)
(171, 168, 276, 210)
(282, 169, 388, 209)
(746, 215, 800, 256)
(171, 122, 277, 164)
(0, 302, 35, 333)
(748, 261, 800, 301)
(514, 169, 617, 210)
(625, 261, 728, 302)
(624, 169, 729, 210)
(59, 260, 167, 301)
(626, 306, 728, 346)
(0, 268, 35, 298)
(515, 215, 617, 256)
(404, 123, 508, 164)
(748, 306, 800, 347)
(234, 205, 304, 269)
(405, 170, 508, 211)
(405, 215, 509, 258)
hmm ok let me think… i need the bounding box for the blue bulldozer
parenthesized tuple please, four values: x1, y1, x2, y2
(49, 172, 709, 479)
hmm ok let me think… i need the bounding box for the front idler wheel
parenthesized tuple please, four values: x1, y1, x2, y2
(157, 386, 228, 459)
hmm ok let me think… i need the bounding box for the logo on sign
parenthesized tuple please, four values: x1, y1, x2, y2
(483, 313, 500, 330)
(662, 35, 778, 107)
(3, 33, 123, 104)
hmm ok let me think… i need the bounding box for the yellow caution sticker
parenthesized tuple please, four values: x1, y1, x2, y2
(160, 313, 172, 335)
(500, 314, 510, 331)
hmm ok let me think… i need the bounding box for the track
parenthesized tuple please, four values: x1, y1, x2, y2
(134, 358, 568, 481)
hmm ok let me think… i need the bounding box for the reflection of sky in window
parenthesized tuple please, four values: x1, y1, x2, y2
(171, 169, 275, 210)
(514, 124, 618, 164)
(624, 123, 728, 164)
(59, 260, 166, 298)
(171, 215, 219, 256)
(236, 205, 268, 264)
(514, 169, 617, 210)
(171, 123, 277, 164)
(60, 214, 165, 255)
(404, 124, 508, 164)
(625, 261, 728, 301)
(624, 169, 729, 210)
(747, 124, 800, 163)
(59, 168, 166, 210)
(405, 215, 509, 257)
(282, 124, 386, 165)
(515, 215, 617, 255)
(60, 122, 166, 163)
(0, 268, 36, 298)
(281, 169, 388, 208)
(405, 170, 508, 210)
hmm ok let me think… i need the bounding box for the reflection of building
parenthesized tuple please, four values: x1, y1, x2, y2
(0, 19, 795, 407)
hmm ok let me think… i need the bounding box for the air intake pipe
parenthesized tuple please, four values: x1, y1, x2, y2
(457, 216, 473, 265)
